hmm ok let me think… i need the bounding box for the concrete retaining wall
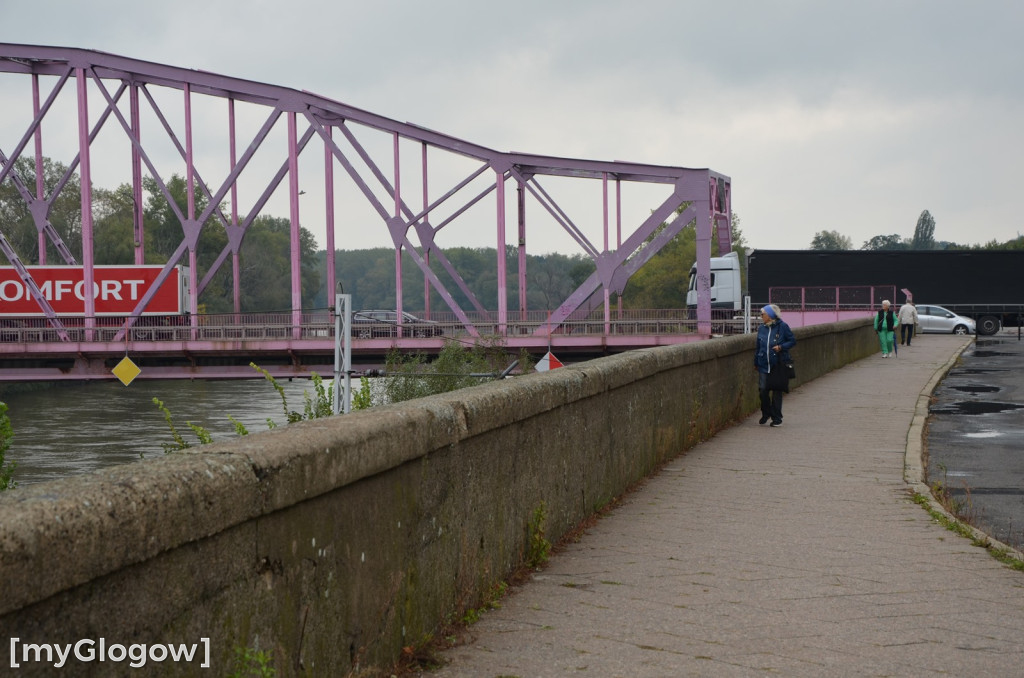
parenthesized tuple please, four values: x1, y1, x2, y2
(0, 319, 875, 676)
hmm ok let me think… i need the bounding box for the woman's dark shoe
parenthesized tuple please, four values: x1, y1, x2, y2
(759, 416, 770, 425)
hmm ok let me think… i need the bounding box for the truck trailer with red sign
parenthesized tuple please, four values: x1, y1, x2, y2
(0, 265, 189, 316)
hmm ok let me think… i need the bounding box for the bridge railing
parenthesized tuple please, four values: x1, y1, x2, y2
(422, 308, 748, 337)
(0, 313, 312, 343)
(768, 285, 897, 310)
(0, 309, 754, 344)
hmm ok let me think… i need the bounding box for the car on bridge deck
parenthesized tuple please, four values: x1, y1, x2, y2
(351, 310, 444, 338)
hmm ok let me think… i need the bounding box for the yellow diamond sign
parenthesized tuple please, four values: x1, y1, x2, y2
(113, 356, 141, 386)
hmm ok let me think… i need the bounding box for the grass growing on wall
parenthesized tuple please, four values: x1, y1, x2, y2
(0, 402, 15, 490)
(154, 339, 529, 452)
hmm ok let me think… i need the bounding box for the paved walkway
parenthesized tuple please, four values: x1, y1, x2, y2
(429, 334, 1024, 677)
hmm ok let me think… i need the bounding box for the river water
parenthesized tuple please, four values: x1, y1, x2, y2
(1, 377, 333, 486)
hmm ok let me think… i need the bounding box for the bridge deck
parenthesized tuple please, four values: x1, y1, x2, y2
(0, 308, 875, 380)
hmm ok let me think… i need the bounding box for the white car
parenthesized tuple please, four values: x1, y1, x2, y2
(914, 305, 976, 335)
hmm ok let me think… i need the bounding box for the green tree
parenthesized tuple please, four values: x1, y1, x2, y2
(142, 174, 203, 263)
(319, 213, 745, 313)
(861, 234, 908, 250)
(528, 252, 587, 310)
(621, 226, 695, 308)
(0, 156, 82, 264)
(141, 174, 234, 311)
(351, 250, 399, 309)
(622, 211, 746, 309)
(810, 230, 853, 250)
(567, 256, 596, 289)
(138, 177, 320, 313)
(93, 183, 140, 264)
(325, 245, 596, 314)
(237, 215, 321, 311)
(911, 210, 936, 250)
(998, 235, 1024, 250)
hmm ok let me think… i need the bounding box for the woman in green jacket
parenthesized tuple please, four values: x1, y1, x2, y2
(874, 300, 899, 358)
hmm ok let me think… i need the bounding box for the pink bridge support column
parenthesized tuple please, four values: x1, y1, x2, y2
(495, 161, 508, 332)
(289, 111, 302, 338)
(602, 172, 611, 333)
(130, 82, 145, 266)
(517, 176, 527, 320)
(229, 98, 242, 317)
(422, 142, 430, 318)
(392, 132, 404, 334)
(32, 74, 45, 265)
(183, 83, 200, 341)
(615, 177, 623, 317)
(325, 126, 337, 309)
(75, 66, 95, 340)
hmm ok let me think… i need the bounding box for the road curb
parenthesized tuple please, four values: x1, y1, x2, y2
(904, 337, 1024, 563)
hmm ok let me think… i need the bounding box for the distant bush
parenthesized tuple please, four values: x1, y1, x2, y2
(381, 337, 533, 406)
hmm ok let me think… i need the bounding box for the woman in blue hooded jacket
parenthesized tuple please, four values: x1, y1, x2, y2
(754, 304, 796, 427)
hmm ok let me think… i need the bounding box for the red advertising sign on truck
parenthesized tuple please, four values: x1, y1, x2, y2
(0, 266, 188, 316)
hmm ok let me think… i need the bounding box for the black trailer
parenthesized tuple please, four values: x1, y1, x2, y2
(747, 249, 1024, 335)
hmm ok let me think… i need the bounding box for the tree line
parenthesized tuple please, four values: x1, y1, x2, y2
(811, 210, 1024, 251)
(312, 210, 748, 312)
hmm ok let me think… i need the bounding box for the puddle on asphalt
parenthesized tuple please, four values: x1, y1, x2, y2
(976, 338, 1023, 346)
(959, 487, 1024, 496)
(971, 351, 1014, 358)
(950, 385, 1000, 394)
(931, 401, 1024, 415)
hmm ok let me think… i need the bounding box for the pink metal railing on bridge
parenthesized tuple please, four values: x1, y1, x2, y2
(0, 309, 736, 344)
(766, 285, 893, 329)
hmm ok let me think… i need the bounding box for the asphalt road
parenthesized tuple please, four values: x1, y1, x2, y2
(926, 327, 1024, 550)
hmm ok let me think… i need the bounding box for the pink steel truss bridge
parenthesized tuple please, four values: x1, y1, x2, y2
(0, 43, 732, 380)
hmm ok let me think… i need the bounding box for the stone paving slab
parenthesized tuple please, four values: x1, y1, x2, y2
(427, 334, 1024, 678)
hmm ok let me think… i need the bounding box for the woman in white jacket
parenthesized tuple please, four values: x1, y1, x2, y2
(897, 302, 918, 346)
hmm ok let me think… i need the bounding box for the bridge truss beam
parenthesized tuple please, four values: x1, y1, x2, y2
(0, 43, 731, 345)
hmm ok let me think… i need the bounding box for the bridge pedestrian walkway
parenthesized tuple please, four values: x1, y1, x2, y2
(429, 335, 1024, 677)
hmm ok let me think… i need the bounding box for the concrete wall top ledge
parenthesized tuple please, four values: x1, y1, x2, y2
(794, 317, 872, 337)
(0, 452, 259, 615)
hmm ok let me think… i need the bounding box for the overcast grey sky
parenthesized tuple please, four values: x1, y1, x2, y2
(4, 0, 1023, 253)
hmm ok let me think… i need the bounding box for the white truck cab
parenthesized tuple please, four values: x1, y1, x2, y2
(686, 251, 742, 310)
